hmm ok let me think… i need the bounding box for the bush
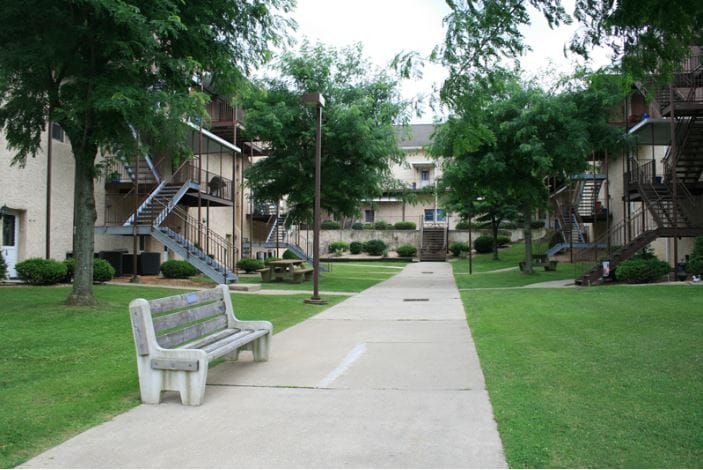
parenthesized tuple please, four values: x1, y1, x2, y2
(282, 249, 300, 260)
(474, 236, 494, 254)
(350, 241, 363, 254)
(455, 221, 470, 230)
(328, 241, 349, 254)
(530, 220, 546, 229)
(373, 221, 391, 230)
(496, 235, 511, 247)
(449, 242, 469, 257)
(161, 260, 198, 278)
(264, 257, 281, 266)
(396, 244, 417, 257)
(320, 220, 340, 230)
(364, 239, 387, 256)
(499, 221, 517, 229)
(363, 223, 374, 230)
(686, 257, 703, 276)
(93, 259, 116, 283)
(394, 221, 416, 230)
(236, 258, 264, 273)
(15, 258, 67, 285)
(0, 250, 7, 280)
(692, 236, 703, 259)
(615, 257, 670, 284)
(351, 222, 364, 230)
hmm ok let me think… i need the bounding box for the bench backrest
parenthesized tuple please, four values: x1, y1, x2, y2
(130, 285, 232, 355)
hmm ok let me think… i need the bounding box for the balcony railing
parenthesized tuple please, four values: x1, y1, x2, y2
(172, 162, 233, 201)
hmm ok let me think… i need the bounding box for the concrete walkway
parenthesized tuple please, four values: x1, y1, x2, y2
(23, 262, 506, 468)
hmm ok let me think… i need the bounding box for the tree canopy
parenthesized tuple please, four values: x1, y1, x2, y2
(0, 0, 293, 304)
(431, 73, 625, 270)
(243, 42, 409, 222)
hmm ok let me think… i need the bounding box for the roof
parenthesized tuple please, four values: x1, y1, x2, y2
(395, 124, 436, 149)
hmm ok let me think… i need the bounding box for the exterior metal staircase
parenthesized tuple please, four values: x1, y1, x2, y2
(265, 214, 288, 244)
(575, 175, 606, 216)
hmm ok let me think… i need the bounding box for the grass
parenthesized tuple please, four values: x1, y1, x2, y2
(0, 284, 346, 468)
(451, 243, 585, 289)
(238, 261, 408, 292)
(461, 285, 703, 468)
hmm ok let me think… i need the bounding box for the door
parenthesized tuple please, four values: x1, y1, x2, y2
(2, 213, 18, 278)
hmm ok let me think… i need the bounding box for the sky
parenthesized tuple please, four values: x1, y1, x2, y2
(291, 0, 612, 123)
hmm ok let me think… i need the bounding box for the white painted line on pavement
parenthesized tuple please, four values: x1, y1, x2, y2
(317, 342, 367, 388)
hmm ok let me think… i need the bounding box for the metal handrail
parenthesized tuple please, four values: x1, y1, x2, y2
(152, 198, 236, 273)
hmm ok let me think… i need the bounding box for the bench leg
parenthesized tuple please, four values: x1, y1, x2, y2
(138, 371, 164, 405)
(252, 334, 270, 362)
(224, 348, 240, 361)
(161, 367, 208, 406)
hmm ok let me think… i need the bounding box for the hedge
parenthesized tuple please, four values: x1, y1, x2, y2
(396, 244, 417, 257)
(364, 239, 387, 256)
(394, 221, 416, 230)
(350, 241, 363, 254)
(474, 236, 494, 254)
(321, 220, 341, 230)
(160, 260, 198, 278)
(615, 257, 670, 283)
(64, 257, 116, 283)
(237, 258, 265, 273)
(328, 241, 349, 254)
(282, 249, 300, 260)
(16, 258, 67, 285)
(449, 242, 469, 257)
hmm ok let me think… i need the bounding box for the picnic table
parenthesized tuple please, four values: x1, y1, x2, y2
(257, 259, 313, 283)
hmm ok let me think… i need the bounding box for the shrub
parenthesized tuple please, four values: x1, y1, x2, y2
(373, 221, 391, 230)
(15, 258, 67, 285)
(497, 229, 511, 237)
(496, 235, 511, 247)
(474, 236, 494, 254)
(93, 259, 116, 283)
(328, 241, 349, 254)
(364, 239, 387, 256)
(455, 221, 470, 230)
(530, 220, 546, 229)
(282, 249, 300, 260)
(362, 223, 374, 230)
(351, 222, 364, 230)
(449, 242, 469, 257)
(161, 260, 198, 278)
(320, 220, 340, 230)
(0, 250, 6, 280)
(615, 257, 670, 284)
(394, 221, 416, 230)
(692, 236, 703, 259)
(237, 258, 264, 273)
(499, 221, 517, 229)
(264, 257, 281, 266)
(686, 257, 703, 276)
(396, 244, 417, 257)
(350, 241, 363, 254)
(64, 257, 116, 283)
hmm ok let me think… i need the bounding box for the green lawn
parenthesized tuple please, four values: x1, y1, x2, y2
(462, 285, 703, 468)
(0, 285, 346, 468)
(451, 243, 586, 289)
(238, 261, 408, 292)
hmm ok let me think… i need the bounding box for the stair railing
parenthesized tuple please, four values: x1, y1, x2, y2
(153, 198, 236, 275)
(572, 205, 658, 279)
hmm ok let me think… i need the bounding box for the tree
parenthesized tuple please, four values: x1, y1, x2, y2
(432, 74, 624, 272)
(0, 0, 292, 305)
(243, 42, 409, 222)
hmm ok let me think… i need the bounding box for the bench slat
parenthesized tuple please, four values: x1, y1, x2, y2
(152, 301, 226, 333)
(151, 359, 199, 371)
(149, 288, 223, 315)
(157, 315, 227, 349)
(180, 328, 240, 350)
(205, 329, 269, 360)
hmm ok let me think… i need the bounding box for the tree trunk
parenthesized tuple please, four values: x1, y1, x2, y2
(523, 206, 533, 274)
(66, 145, 98, 306)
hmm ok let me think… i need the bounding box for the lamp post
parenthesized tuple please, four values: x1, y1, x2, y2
(303, 92, 327, 305)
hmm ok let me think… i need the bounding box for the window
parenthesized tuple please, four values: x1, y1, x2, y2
(51, 122, 64, 142)
(364, 210, 375, 223)
(420, 170, 430, 182)
(2, 214, 16, 246)
(424, 209, 446, 223)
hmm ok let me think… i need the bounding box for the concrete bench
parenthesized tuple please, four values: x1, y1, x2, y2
(257, 267, 273, 282)
(290, 268, 314, 283)
(129, 284, 272, 406)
